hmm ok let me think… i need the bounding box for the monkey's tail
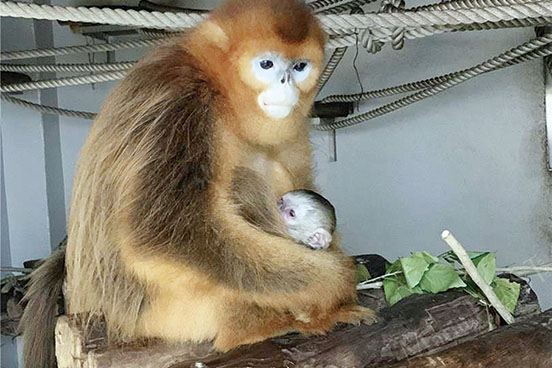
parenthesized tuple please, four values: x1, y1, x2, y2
(19, 246, 66, 368)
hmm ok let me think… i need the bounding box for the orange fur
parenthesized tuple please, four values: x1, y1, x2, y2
(60, 0, 376, 356)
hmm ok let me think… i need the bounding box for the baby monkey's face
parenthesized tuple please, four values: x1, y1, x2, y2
(278, 190, 335, 250)
(278, 194, 308, 225)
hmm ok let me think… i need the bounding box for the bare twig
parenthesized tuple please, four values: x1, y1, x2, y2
(0, 266, 33, 273)
(356, 281, 384, 290)
(496, 264, 552, 277)
(356, 271, 403, 290)
(441, 230, 515, 324)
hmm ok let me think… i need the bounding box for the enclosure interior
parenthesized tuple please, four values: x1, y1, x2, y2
(1, 0, 551, 366)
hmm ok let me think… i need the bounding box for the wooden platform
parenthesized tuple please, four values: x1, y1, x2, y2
(55, 274, 549, 368)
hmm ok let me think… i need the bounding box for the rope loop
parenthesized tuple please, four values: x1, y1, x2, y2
(360, 29, 383, 53)
(381, 0, 406, 50)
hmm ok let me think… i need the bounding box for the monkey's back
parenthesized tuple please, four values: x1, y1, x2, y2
(65, 39, 215, 341)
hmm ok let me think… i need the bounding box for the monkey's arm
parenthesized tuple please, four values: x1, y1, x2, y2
(231, 166, 289, 238)
(118, 141, 355, 313)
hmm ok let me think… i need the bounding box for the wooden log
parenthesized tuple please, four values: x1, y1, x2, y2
(55, 274, 540, 368)
(385, 308, 552, 368)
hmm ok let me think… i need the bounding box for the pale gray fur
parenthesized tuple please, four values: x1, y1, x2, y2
(279, 189, 336, 249)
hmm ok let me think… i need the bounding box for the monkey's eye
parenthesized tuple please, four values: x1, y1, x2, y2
(291, 61, 312, 83)
(289, 209, 296, 218)
(260, 60, 274, 70)
(293, 62, 307, 72)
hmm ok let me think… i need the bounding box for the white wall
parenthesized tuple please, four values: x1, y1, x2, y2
(313, 27, 552, 309)
(1, 4, 551, 367)
(1, 13, 59, 367)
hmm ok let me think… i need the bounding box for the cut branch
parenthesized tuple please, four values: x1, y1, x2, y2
(441, 230, 515, 324)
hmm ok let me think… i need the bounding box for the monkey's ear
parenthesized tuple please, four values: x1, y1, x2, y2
(196, 20, 229, 51)
(306, 228, 332, 250)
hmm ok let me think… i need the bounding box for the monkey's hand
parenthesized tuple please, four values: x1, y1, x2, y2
(305, 230, 332, 250)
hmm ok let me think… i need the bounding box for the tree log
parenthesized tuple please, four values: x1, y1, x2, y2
(55, 273, 541, 368)
(385, 308, 552, 368)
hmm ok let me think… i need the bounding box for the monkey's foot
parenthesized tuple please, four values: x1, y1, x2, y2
(293, 305, 377, 336)
(333, 305, 378, 326)
(213, 323, 296, 352)
(213, 307, 297, 352)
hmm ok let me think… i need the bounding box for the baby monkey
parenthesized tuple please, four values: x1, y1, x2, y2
(232, 167, 336, 250)
(278, 190, 336, 250)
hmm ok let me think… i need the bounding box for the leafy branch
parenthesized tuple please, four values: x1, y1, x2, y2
(356, 231, 551, 322)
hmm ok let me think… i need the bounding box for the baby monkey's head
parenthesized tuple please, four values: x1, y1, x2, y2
(278, 189, 336, 250)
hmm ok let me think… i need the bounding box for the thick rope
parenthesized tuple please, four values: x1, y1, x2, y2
(336, 15, 551, 51)
(1, 0, 550, 119)
(0, 29, 443, 62)
(319, 2, 552, 31)
(1, 1, 551, 35)
(316, 7, 362, 92)
(315, 35, 552, 130)
(2, 31, 550, 96)
(1, 12, 549, 60)
(1, 47, 348, 93)
(0, 71, 127, 92)
(318, 47, 348, 92)
(0, 47, 349, 93)
(0, 2, 206, 29)
(3, 39, 550, 121)
(537, 27, 552, 76)
(1, 94, 96, 119)
(316, 0, 378, 14)
(413, 0, 542, 11)
(309, 0, 344, 11)
(0, 34, 373, 61)
(3, 43, 549, 122)
(0, 37, 168, 61)
(137, 29, 184, 38)
(322, 45, 551, 103)
(0, 62, 134, 73)
(381, 0, 406, 50)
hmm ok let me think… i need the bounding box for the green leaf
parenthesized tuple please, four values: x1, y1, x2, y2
(389, 285, 417, 306)
(419, 263, 467, 293)
(411, 251, 440, 264)
(467, 251, 488, 260)
(400, 256, 430, 288)
(383, 264, 418, 306)
(439, 250, 458, 265)
(411, 284, 424, 293)
(440, 251, 488, 265)
(386, 260, 403, 273)
(464, 285, 484, 300)
(1, 276, 16, 293)
(355, 264, 371, 283)
(384, 277, 417, 306)
(383, 277, 399, 304)
(492, 278, 521, 313)
(1, 282, 13, 293)
(472, 252, 496, 285)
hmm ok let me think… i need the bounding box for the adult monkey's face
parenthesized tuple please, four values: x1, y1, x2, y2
(248, 53, 314, 119)
(187, 0, 326, 144)
(233, 33, 324, 124)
